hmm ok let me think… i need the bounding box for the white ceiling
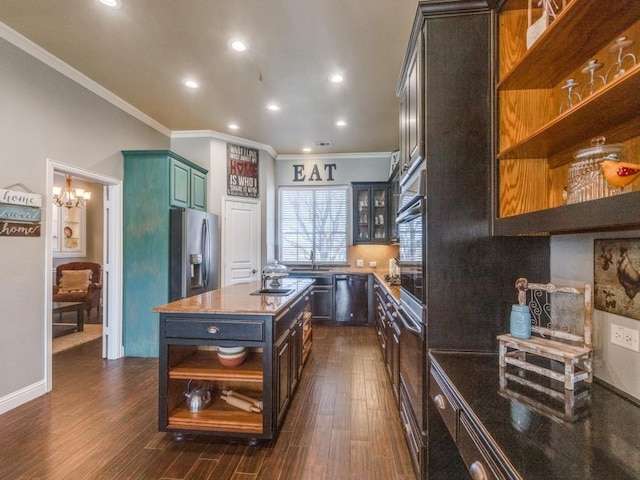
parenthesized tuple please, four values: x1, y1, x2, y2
(0, 0, 418, 156)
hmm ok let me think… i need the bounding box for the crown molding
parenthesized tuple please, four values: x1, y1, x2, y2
(0, 21, 171, 137)
(276, 151, 392, 162)
(171, 130, 278, 159)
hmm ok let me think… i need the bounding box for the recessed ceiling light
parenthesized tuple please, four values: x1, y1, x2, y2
(98, 0, 122, 8)
(329, 73, 344, 83)
(228, 123, 239, 130)
(229, 39, 248, 52)
(302, 147, 312, 153)
(184, 79, 199, 89)
(335, 120, 347, 127)
(266, 103, 280, 111)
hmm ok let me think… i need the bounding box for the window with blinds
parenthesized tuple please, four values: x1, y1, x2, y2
(279, 186, 348, 263)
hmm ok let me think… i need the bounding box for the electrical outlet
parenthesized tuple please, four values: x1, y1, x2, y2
(611, 323, 640, 352)
(369, 261, 377, 268)
(356, 259, 363, 267)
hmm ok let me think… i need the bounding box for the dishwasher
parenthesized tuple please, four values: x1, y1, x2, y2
(335, 274, 369, 324)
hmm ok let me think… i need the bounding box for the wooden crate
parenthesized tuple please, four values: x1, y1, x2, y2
(498, 280, 592, 390)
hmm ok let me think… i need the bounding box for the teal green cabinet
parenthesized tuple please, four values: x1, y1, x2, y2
(122, 150, 208, 357)
(169, 157, 207, 210)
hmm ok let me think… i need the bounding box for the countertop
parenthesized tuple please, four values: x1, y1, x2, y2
(430, 351, 640, 479)
(152, 278, 314, 316)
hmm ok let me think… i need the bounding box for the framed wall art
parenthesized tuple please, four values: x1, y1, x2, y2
(594, 238, 640, 320)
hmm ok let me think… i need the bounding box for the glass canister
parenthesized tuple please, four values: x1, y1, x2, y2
(510, 305, 532, 339)
(566, 136, 627, 204)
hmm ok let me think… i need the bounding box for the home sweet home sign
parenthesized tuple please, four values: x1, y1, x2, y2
(0, 186, 42, 237)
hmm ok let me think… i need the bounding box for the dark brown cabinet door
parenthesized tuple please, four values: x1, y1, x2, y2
(274, 330, 291, 427)
(352, 182, 390, 245)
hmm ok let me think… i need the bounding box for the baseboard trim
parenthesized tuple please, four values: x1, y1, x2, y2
(0, 380, 47, 415)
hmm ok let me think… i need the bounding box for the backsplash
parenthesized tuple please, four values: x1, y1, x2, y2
(551, 230, 640, 402)
(347, 244, 399, 271)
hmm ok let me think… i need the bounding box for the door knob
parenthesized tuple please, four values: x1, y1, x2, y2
(251, 269, 257, 274)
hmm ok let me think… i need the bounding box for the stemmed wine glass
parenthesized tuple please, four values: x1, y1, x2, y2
(606, 37, 637, 81)
(559, 78, 582, 114)
(580, 59, 606, 98)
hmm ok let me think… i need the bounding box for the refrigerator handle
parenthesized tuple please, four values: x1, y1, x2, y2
(202, 218, 210, 287)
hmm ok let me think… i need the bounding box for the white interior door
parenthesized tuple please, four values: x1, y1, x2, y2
(222, 198, 261, 286)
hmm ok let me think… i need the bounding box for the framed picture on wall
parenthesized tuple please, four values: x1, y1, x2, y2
(594, 238, 640, 320)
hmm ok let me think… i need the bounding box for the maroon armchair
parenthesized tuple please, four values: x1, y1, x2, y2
(52, 262, 102, 319)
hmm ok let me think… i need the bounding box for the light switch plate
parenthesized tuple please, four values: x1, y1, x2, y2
(356, 259, 363, 267)
(369, 261, 376, 268)
(611, 323, 640, 352)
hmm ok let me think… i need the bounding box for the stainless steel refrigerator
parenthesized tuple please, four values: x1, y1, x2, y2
(169, 208, 219, 301)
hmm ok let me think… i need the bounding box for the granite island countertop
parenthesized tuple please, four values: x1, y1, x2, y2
(152, 277, 314, 316)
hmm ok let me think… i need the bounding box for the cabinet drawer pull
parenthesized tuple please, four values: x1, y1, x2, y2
(386, 302, 392, 308)
(433, 393, 446, 410)
(206, 326, 220, 334)
(469, 461, 488, 480)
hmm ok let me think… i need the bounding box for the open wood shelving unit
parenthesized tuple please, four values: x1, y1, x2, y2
(495, 0, 640, 235)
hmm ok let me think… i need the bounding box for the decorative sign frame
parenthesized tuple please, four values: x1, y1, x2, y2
(594, 238, 640, 320)
(0, 185, 42, 237)
(227, 143, 259, 198)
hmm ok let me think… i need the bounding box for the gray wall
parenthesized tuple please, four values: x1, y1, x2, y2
(276, 154, 390, 186)
(551, 230, 640, 401)
(171, 136, 277, 267)
(0, 36, 168, 402)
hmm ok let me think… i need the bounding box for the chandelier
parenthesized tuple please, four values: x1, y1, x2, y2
(53, 175, 91, 208)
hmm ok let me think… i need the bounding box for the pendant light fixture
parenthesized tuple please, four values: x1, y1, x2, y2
(53, 175, 91, 208)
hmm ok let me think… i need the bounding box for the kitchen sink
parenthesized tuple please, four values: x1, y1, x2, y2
(250, 288, 295, 296)
(289, 267, 332, 272)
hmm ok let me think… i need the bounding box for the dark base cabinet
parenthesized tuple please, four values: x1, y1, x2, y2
(158, 288, 312, 443)
(373, 278, 400, 403)
(288, 273, 335, 323)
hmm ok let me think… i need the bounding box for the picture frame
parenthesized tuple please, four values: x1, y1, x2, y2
(594, 238, 640, 320)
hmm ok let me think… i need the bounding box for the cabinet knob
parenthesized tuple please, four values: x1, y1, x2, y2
(469, 461, 488, 480)
(391, 312, 398, 318)
(386, 302, 391, 308)
(433, 393, 446, 410)
(206, 326, 220, 334)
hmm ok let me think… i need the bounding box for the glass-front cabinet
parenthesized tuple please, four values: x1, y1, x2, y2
(352, 182, 390, 244)
(52, 205, 86, 258)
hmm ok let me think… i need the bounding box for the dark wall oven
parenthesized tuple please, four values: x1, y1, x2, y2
(396, 166, 427, 471)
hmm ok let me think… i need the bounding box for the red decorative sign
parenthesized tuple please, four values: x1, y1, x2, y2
(227, 143, 259, 198)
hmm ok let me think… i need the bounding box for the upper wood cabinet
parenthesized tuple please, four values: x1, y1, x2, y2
(398, 34, 424, 181)
(352, 182, 391, 244)
(495, 0, 640, 235)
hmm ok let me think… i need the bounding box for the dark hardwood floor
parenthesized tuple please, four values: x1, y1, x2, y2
(0, 325, 416, 480)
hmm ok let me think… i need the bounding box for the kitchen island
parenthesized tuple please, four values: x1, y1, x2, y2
(153, 278, 314, 443)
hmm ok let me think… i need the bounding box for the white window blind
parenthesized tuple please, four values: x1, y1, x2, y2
(279, 186, 347, 263)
